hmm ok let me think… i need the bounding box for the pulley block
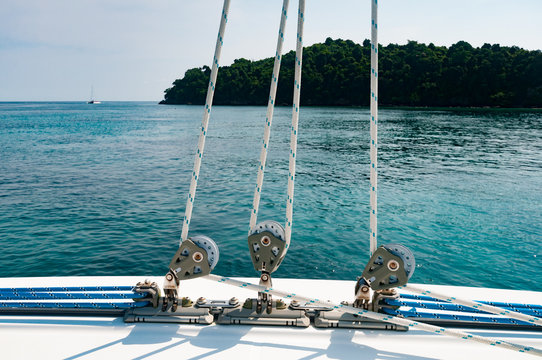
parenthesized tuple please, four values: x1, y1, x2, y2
(361, 243, 415, 291)
(248, 220, 288, 274)
(168, 235, 219, 281)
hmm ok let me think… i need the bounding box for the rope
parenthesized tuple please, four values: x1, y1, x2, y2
(0, 301, 148, 309)
(399, 293, 542, 310)
(0, 286, 134, 292)
(0, 286, 148, 308)
(382, 307, 537, 326)
(180, 0, 231, 244)
(369, 0, 378, 256)
(284, 0, 305, 244)
(206, 274, 542, 356)
(0, 292, 145, 301)
(402, 284, 542, 327)
(249, 0, 290, 233)
(0, 286, 149, 309)
(384, 298, 542, 316)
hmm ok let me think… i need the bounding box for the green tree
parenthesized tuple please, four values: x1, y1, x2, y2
(160, 39, 542, 108)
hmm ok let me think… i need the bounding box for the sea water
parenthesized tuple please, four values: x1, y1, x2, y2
(0, 102, 540, 291)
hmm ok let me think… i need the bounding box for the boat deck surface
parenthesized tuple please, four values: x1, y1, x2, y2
(0, 276, 540, 360)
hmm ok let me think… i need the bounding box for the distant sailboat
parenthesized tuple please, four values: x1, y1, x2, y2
(87, 85, 101, 104)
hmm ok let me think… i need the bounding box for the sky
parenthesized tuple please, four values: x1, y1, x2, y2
(0, 0, 540, 101)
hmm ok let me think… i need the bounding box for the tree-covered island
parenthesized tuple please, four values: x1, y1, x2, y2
(161, 38, 542, 108)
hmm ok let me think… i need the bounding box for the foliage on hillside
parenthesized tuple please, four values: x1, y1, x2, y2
(161, 38, 542, 107)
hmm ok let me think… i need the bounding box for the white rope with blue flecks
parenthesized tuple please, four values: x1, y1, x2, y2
(369, 0, 378, 256)
(364, 0, 542, 331)
(366, 0, 542, 330)
(249, 0, 290, 233)
(284, 0, 305, 245)
(403, 284, 542, 327)
(180, 0, 231, 244)
(206, 274, 542, 357)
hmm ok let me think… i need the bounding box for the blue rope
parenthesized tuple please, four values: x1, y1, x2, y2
(0, 292, 146, 301)
(381, 307, 535, 326)
(385, 298, 542, 317)
(398, 293, 542, 310)
(0, 301, 149, 309)
(0, 286, 134, 293)
(0, 286, 150, 310)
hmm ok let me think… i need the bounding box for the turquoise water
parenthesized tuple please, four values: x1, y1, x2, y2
(0, 102, 541, 291)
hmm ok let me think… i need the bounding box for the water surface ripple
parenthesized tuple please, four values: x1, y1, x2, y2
(0, 102, 540, 291)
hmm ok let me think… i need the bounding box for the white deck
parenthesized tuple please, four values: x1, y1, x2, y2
(0, 276, 540, 360)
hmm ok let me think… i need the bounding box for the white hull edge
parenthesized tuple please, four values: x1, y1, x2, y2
(0, 276, 540, 360)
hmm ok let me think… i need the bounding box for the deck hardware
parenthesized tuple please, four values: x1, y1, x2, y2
(289, 301, 334, 318)
(196, 299, 240, 315)
(132, 280, 161, 308)
(247, 220, 289, 313)
(372, 288, 400, 313)
(356, 243, 415, 310)
(124, 298, 214, 324)
(362, 244, 415, 291)
(162, 235, 219, 311)
(313, 309, 408, 330)
(196, 297, 207, 305)
(229, 297, 239, 306)
(125, 235, 220, 324)
(218, 220, 308, 326)
(217, 298, 309, 327)
(314, 243, 414, 329)
(354, 277, 372, 309)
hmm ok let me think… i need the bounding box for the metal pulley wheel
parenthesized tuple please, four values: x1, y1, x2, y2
(248, 220, 288, 274)
(361, 243, 416, 291)
(251, 220, 286, 241)
(168, 235, 220, 281)
(382, 243, 415, 280)
(191, 235, 220, 270)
